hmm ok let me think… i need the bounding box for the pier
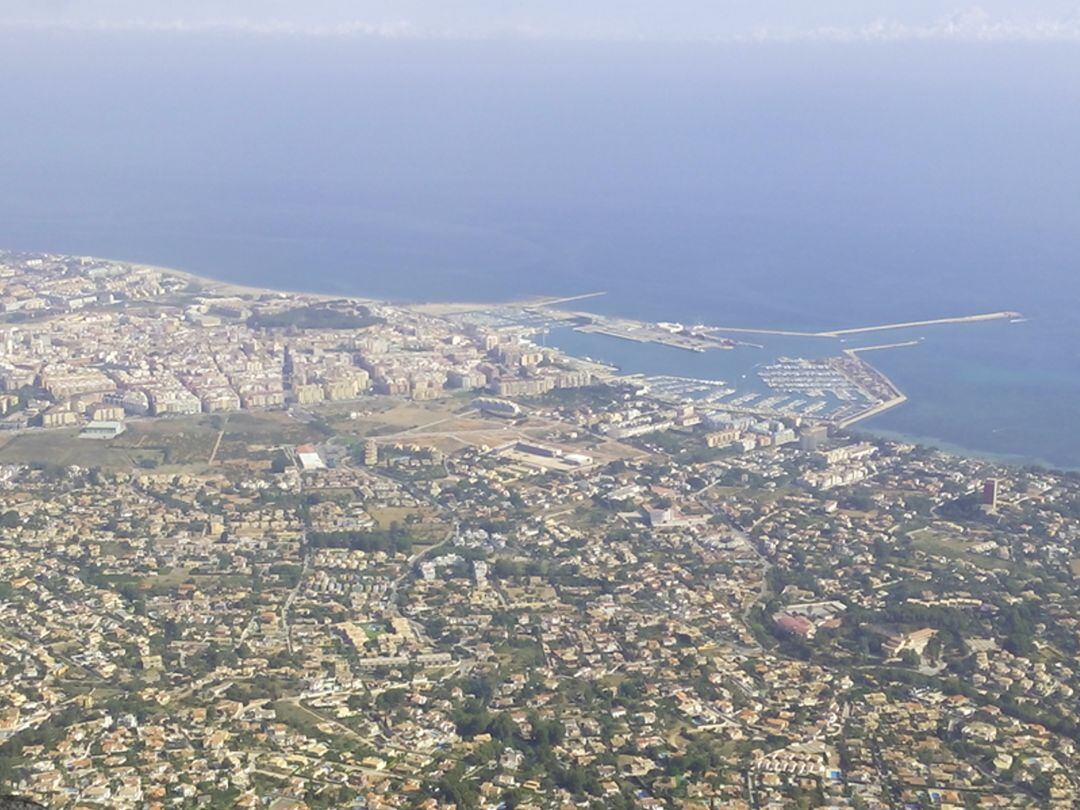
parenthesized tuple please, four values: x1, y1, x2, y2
(537, 308, 733, 353)
(700, 310, 1021, 339)
(537, 306, 1019, 358)
(843, 340, 921, 354)
(524, 291, 608, 308)
(574, 322, 729, 352)
(821, 310, 1021, 338)
(504, 301, 1016, 429)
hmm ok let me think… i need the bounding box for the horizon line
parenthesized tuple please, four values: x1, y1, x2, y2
(3, 14, 1080, 44)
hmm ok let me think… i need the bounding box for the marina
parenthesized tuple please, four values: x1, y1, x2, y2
(450, 295, 1025, 443)
(637, 375, 735, 402)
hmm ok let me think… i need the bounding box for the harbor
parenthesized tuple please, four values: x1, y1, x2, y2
(441, 293, 1024, 442)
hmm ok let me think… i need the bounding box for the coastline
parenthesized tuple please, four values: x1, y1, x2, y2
(852, 425, 1080, 474)
(146, 259, 1063, 471)
(6, 248, 1062, 471)
(134, 260, 352, 303)
(140, 257, 598, 314)
(835, 346, 909, 428)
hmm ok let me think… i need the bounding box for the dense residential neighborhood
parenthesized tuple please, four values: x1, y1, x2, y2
(0, 254, 1077, 808)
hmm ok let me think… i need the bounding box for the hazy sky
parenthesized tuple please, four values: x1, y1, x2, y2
(4, 1, 1080, 41)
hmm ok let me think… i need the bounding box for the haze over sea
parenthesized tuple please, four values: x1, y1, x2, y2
(1, 33, 1078, 468)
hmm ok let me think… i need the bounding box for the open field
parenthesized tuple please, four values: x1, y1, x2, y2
(0, 429, 122, 468)
(908, 527, 1016, 572)
(0, 396, 641, 471)
(365, 505, 448, 543)
(272, 700, 340, 740)
(366, 505, 427, 527)
(214, 412, 327, 465)
(137, 567, 251, 594)
(0, 411, 326, 471)
(139, 567, 194, 591)
(0, 422, 217, 470)
(118, 420, 221, 465)
(317, 396, 478, 437)
(331, 396, 646, 463)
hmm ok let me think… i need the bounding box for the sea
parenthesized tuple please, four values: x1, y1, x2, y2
(0, 32, 1078, 468)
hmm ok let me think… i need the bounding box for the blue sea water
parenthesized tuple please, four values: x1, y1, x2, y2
(547, 319, 1080, 471)
(0, 33, 1077, 467)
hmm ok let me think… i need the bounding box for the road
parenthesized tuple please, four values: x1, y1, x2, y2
(207, 418, 227, 464)
(280, 543, 309, 655)
(687, 477, 776, 645)
(280, 448, 309, 654)
(738, 525, 773, 631)
(384, 519, 459, 651)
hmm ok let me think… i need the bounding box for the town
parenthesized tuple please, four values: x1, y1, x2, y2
(0, 253, 1077, 809)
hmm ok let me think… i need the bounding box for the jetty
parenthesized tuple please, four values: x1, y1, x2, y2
(843, 340, 921, 354)
(524, 291, 607, 308)
(821, 311, 1021, 338)
(700, 310, 1021, 339)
